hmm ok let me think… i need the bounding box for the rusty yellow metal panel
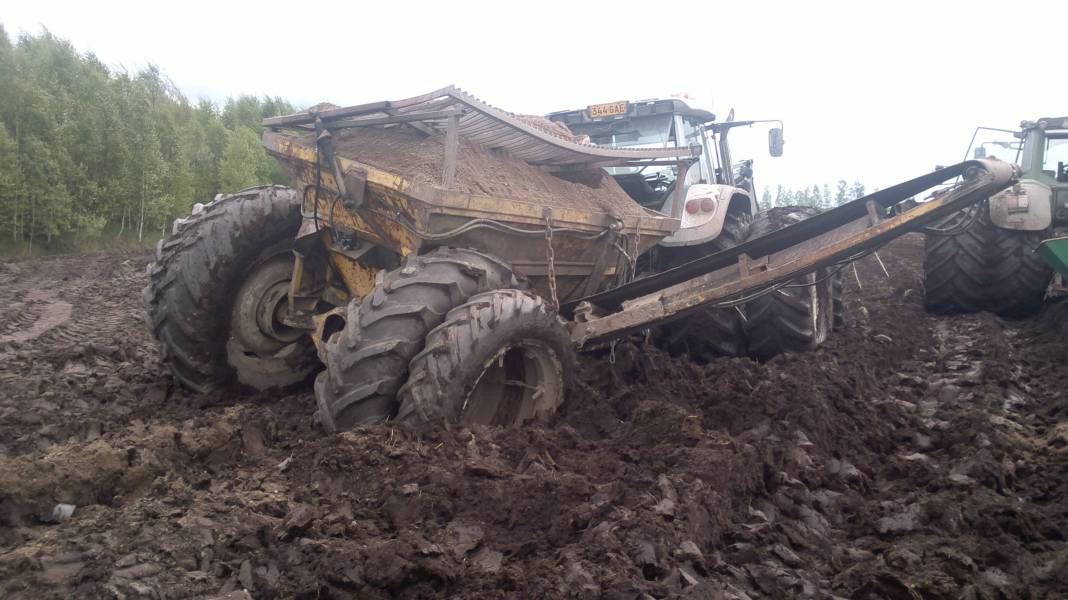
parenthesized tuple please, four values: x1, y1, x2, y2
(262, 129, 679, 303)
(328, 250, 379, 298)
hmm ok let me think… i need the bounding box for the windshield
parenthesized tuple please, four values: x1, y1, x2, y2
(563, 113, 712, 210)
(968, 127, 1022, 164)
(572, 114, 675, 149)
(1042, 137, 1068, 179)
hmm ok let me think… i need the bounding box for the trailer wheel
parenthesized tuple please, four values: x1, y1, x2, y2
(314, 248, 520, 432)
(661, 208, 752, 359)
(923, 211, 1051, 318)
(143, 186, 317, 393)
(744, 206, 834, 360)
(395, 289, 575, 427)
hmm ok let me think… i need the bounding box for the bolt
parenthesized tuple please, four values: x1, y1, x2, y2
(401, 266, 417, 276)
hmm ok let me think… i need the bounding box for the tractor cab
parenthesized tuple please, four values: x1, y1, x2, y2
(548, 99, 718, 211)
(548, 98, 782, 248)
(1018, 117, 1068, 185)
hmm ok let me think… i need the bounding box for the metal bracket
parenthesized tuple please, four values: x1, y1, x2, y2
(737, 253, 768, 278)
(866, 199, 882, 226)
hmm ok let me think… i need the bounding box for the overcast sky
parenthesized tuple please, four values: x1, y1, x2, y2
(4, 0, 1065, 192)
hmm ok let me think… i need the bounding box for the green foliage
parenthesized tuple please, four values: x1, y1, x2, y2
(761, 179, 870, 210)
(0, 26, 295, 253)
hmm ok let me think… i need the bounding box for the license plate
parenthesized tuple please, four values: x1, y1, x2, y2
(588, 101, 628, 119)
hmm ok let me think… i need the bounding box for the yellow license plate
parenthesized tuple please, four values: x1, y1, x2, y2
(588, 101, 628, 119)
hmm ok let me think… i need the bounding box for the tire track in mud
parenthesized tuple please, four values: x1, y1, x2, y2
(0, 253, 158, 457)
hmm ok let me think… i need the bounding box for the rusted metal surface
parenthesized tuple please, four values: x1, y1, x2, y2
(571, 159, 1019, 346)
(264, 86, 698, 168)
(262, 130, 673, 303)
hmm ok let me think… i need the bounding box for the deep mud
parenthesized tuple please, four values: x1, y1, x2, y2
(1, 235, 1066, 599)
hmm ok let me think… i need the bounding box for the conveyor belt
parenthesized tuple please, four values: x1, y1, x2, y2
(565, 160, 1015, 314)
(569, 159, 1019, 346)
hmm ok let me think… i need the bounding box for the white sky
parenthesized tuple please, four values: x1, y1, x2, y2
(4, 0, 1066, 192)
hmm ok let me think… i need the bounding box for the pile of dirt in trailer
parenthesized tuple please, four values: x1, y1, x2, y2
(300, 126, 647, 218)
(1, 235, 1067, 599)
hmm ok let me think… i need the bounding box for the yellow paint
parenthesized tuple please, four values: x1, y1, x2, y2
(311, 307, 347, 361)
(328, 249, 379, 298)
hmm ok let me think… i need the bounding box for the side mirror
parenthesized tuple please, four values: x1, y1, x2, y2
(768, 128, 784, 157)
(974, 147, 987, 159)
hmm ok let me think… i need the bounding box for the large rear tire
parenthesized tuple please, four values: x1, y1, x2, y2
(923, 210, 1051, 318)
(986, 225, 1051, 318)
(314, 248, 520, 432)
(143, 186, 317, 393)
(744, 206, 834, 361)
(922, 211, 989, 315)
(395, 289, 575, 427)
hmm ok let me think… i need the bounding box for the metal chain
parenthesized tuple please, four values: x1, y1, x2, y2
(544, 211, 559, 309)
(631, 216, 641, 282)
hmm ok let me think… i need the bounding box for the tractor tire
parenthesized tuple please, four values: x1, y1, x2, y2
(661, 208, 753, 359)
(143, 186, 316, 393)
(395, 289, 575, 427)
(314, 248, 520, 432)
(744, 206, 834, 361)
(923, 210, 1051, 318)
(986, 226, 1051, 318)
(922, 211, 988, 315)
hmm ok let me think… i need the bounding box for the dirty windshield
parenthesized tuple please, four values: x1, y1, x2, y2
(571, 114, 677, 176)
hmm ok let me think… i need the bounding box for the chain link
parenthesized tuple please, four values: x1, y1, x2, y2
(544, 211, 559, 310)
(631, 216, 641, 282)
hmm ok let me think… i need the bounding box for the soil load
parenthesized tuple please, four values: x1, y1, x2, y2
(1, 234, 1067, 599)
(299, 126, 648, 218)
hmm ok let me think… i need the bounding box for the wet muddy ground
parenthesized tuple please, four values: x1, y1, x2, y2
(1, 235, 1066, 599)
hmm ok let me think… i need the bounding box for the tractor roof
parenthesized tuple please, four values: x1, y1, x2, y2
(547, 98, 716, 129)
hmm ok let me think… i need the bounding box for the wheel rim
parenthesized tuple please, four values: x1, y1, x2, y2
(461, 340, 564, 426)
(231, 258, 302, 354)
(226, 256, 312, 389)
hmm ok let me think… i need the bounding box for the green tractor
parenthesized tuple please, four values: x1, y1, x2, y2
(924, 117, 1068, 317)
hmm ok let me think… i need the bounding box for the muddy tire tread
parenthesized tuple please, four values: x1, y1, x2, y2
(664, 209, 753, 358)
(143, 186, 303, 393)
(314, 248, 520, 431)
(395, 289, 575, 426)
(745, 206, 825, 361)
(923, 211, 1051, 318)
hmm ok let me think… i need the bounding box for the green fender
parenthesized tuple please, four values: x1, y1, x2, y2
(1038, 237, 1068, 277)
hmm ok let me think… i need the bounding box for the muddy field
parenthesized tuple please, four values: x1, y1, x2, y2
(1, 235, 1066, 599)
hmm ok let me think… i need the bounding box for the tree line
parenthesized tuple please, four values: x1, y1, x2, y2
(0, 26, 293, 253)
(760, 180, 870, 211)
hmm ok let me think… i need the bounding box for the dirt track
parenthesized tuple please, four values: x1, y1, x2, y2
(1, 235, 1067, 599)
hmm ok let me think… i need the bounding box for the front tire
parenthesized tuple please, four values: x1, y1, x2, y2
(659, 208, 753, 359)
(143, 186, 317, 393)
(923, 210, 1051, 318)
(314, 248, 520, 432)
(744, 206, 834, 361)
(395, 290, 575, 427)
